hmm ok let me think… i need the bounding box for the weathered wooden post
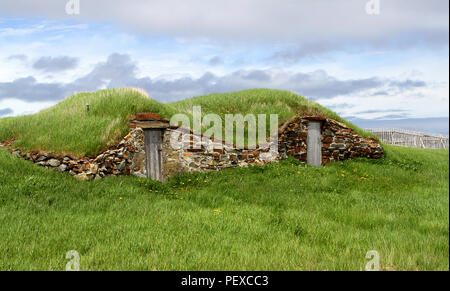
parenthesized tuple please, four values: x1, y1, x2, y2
(306, 118, 323, 167)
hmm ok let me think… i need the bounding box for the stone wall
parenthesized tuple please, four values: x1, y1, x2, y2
(1, 115, 383, 181)
(0, 129, 146, 181)
(278, 116, 383, 164)
(160, 128, 277, 178)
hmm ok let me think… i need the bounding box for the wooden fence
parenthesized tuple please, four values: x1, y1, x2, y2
(365, 128, 449, 149)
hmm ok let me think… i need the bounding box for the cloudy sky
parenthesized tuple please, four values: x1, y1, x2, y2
(0, 0, 449, 133)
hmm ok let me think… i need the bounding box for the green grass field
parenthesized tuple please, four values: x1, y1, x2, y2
(0, 145, 448, 271)
(0, 88, 448, 270)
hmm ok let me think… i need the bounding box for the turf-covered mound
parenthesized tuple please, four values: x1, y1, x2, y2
(0, 88, 373, 156)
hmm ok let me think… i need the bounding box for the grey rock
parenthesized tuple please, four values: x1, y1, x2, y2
(330, 143, 346, 150)
(58, 164, 68, 172)
(37, 156, 47, 162)
(118, 161, 127, 171)
(47, 159, 61, 167)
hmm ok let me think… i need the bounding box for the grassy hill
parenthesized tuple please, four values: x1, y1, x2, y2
(0, 88, 372, 157)
(0, 145, 448, 270)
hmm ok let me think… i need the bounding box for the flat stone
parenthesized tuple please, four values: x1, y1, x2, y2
(58, 164, 68, 172)
(36, 155, 47, 162)
(47, 159, 61, 167)
(329, 143, 346, 150)
(117, 161, 127, 171)
(74, 173, 93, 181)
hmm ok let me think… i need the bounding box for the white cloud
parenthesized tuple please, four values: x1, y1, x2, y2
(0, 0, 448, 51)
(0, 0, 447, 125)
(320, 82, 449, 120)
(0, 53, 435, 111)
(0, 21, 87, 37)
(0, 98, 56, 116)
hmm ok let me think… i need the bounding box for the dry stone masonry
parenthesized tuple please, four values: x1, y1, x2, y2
(1, 130, 145, 181)
(160, 127, 275, 179)
(278, 116, 383, 164)
(0, 113, 383, 181)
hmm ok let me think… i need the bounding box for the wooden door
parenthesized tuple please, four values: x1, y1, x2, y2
(307, 121, 322, 167)
(144, 129, 163, 181)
